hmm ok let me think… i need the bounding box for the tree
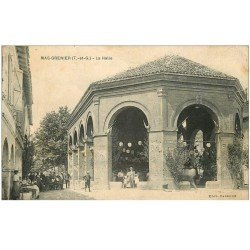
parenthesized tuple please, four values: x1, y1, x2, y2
(33, 106, 70, 171)
(22, 136, 35, 177)
(165, 145, 189, 187)
(227, 135, 244, 188)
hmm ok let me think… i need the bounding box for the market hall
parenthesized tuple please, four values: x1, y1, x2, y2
(67, 55, 246, 190)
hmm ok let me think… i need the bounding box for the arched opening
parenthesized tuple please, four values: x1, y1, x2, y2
(10, 145, 14, 168)
(79, 124, 85, 144)
(235, 113, 242, 136)
(78, 124, 86, 180)
(2, 138, 9, 169)
(69, 135, 73, 149)
(2, 138, 9, 199)
(73, 130, 78, 146)
(177, 104, 218, 186)
(86, 116, 94, 180)
(86, 116, 94, 140)
(110, 107, 149, 184)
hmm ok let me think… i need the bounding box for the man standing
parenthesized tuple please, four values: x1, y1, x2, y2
(83, 171, 91, 192)
(127, 167, 135, 188)
(65, 172, 71, 189)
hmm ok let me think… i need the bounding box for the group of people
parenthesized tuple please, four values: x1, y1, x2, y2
(116, 167, 145, 188)
(11, 169, 71, 200)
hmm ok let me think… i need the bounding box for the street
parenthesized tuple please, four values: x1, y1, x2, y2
(38, 187, 249, 200)
(39, 189, 94, 200)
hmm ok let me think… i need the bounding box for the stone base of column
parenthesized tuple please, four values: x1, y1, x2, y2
(165, 177, 177, 189)
(2, 170, 12, 200)
(220, 179, 235, 189)
(148, 180, 164, 190)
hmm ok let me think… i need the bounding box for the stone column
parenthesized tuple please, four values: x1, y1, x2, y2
(93, 96, 100, 134)
(216, 132, 234, 188)
(2, 169, 12, 199)
(148, 87, 177, 190)
(67, 152, 72, 173)
(72, 149, 78, 189)
(157, 87, 168, 130)
(78, 145, 85, 180)
(107, 134, 113, 183)
(93, 135, 109, 190)
(163, 131, 178, 189)
(148, 131, 165, 189)
(148, 130, 177, 190)
(85, 142, 94, 180)
(67, 152, 73, 188)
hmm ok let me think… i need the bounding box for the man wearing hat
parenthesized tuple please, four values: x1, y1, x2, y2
(83, 171, 91, 192)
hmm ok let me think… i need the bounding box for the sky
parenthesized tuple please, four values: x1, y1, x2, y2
(29, 45, 249, 132)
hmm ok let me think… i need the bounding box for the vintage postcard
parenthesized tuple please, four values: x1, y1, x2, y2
(1, 45, 249, 200)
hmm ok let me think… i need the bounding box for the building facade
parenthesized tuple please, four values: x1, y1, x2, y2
(242, 101, 249, 186)
(67, 55, 246, 190)
(1, 46, 33, 199)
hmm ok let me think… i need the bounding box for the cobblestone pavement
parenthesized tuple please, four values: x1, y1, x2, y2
(39, 189, 95, 200)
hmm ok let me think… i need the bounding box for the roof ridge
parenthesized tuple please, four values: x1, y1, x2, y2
(92, 54, 236, 85)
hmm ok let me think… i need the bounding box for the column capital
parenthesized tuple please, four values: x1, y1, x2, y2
(157, 87, 168, 97)
(215, 131, 235, 137)
(93, 96, 100, 105)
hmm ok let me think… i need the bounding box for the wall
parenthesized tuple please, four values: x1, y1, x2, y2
(1, 46, 31, 199)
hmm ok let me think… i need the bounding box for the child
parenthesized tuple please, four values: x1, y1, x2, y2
(134, 173, 139, 188)
(123, 175, 127, 188)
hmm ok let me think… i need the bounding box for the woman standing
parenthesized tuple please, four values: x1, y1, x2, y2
(12, 170, 21, 200)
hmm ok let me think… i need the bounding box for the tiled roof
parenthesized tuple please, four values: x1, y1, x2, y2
(93, 55, 236, 85)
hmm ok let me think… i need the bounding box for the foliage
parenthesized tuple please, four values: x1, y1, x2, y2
(22, 137, 35, 177)
(165, 145, 189, 186)
(165, 142, 217, 187)
(198, 147, 217, 182)
(227, 136, 244, 188)
(33, 106, 71, 172)
(242, 148, 249, 168)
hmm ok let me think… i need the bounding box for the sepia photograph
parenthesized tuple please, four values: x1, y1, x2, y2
(1, 45, 249, 200)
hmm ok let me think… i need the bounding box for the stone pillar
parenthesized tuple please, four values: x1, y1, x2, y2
(163, 131, 178, 189)
(93, 135, 109, 190)
(72, 150, 78, 189)
(107, 134, 113, 182)
(2, 169, 12, 200)
(85, 142, 94, 180)
(216, 132, 234, 188)
(148, 130, 177, 190)
(148, 131, 165, 189)
(67, 152, 72, 176)
(157, 87, 168, 130)
(78, 145, 85, 180)
(68, 152, 73, 188)
(93, 96, 100, 134)
(148, 88, 177, 190)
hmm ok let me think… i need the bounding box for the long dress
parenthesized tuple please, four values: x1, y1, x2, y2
(12, 174, 20, 200)
(127, 170, 135, 188)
